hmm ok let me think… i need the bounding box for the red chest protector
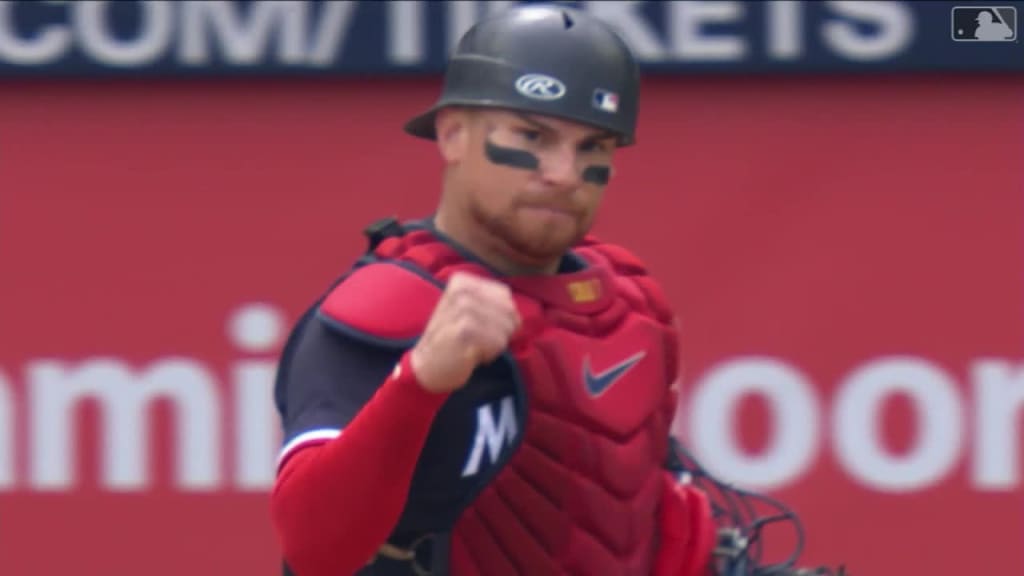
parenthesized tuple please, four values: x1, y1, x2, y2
(326, 222, 681, 576)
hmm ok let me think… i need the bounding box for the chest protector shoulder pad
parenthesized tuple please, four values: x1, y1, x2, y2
(316, 223, 497, 346)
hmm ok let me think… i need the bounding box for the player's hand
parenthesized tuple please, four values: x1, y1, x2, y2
(410, 272, 521, 394)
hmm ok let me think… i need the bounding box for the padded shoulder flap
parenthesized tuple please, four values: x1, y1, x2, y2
(316, 261, 442, 347)
(576, 238, 675, 325)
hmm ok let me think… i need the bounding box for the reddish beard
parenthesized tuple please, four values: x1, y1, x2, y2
(468, 199, 588, 267)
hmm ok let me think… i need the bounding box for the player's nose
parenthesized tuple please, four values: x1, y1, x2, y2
(539, 145, 583, 189)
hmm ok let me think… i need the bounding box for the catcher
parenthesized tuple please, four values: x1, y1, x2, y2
(270, 5, 843, 576)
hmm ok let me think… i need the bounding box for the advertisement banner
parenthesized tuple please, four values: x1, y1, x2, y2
(0, 0, 1022, 76)
(1, 75, 1022, 574)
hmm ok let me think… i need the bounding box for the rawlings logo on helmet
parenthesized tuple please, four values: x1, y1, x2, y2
(514, 73, 567, 101)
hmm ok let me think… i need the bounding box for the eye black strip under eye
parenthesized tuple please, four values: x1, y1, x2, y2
(484, 138, 539, 170)
(582, 165, 610, 185)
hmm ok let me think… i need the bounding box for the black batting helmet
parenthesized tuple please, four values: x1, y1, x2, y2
(403, 4, 641, 146)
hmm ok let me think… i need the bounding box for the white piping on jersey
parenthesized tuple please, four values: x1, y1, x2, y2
(277, 428, 342, 467)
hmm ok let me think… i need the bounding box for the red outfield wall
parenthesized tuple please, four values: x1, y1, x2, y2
(1, 75, 1021, 575)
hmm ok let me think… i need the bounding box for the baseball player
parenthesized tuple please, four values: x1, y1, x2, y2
(270, 5, 840, 576)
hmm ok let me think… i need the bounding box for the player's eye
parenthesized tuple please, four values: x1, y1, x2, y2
(517, 128, 543, 142)
(579, 140, 610, 153)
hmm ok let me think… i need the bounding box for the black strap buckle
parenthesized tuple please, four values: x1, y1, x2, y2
(363, 216, 406, 251)
(373, 532, 449, 576)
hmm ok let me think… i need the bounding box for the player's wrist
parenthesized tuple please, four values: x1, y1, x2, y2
(408, 345, 469, 394)
(403, 347, 454, 396)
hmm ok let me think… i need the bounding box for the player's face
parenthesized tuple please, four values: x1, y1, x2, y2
(455, 108, 619, 268)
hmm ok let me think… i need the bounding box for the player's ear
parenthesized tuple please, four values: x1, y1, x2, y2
(435, 107, 471, 164)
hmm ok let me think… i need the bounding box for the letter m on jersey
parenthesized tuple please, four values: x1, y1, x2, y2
(461, 396, 518, 478)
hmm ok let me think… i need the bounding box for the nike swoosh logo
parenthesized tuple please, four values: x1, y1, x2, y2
(583, 351, 647, 397)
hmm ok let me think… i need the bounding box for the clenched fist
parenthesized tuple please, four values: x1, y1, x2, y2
(410, 272, 521, 394)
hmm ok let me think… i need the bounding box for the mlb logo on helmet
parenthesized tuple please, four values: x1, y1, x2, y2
(593, 89, 619, 113)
